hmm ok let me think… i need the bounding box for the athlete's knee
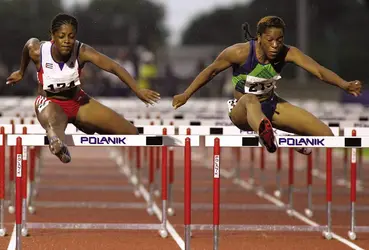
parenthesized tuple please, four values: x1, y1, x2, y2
(320, 127, 334, 136)
(314, 125, 334, 136)
(39, 111, 66, 131)
(131, 127, 139, 135)
(239, 93, 259, 106)
(124, 124, 139, 135)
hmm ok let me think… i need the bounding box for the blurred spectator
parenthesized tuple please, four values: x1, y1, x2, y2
(100, 48, 135, 96)
(138, 51, 158, 90)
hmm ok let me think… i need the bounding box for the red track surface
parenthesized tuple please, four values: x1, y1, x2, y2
(1, 145, 369, 250)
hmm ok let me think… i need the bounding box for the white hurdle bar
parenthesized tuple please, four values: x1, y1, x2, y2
(6, 133, 199, 250)
(205, 136, 365, 148)
(204, 135, 367, 248)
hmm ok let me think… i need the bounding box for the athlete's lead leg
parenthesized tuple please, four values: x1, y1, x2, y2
(35, 99, 70, 163)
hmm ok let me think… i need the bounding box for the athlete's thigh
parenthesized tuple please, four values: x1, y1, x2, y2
(229, 98, 252, 131)
(34, 99, 68, 131)
(75, 98, 138, 135)
(271, 96, 333, 136)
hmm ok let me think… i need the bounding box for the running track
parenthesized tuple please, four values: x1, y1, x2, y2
(1, 144, 368, 250)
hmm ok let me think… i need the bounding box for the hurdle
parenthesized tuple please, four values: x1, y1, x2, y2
(205, 135, 367, 249)
(7, 133, 200, 250)
(179, 125, 341, 217)
(12, 124, 178, 222)
(10, 124, 174, 210)
(343, 128, 369, 240)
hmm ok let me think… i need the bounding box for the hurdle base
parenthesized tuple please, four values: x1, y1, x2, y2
(0, 228, 6, 237)
(27, 222, 163, 230)
(189, 224, 327, 232)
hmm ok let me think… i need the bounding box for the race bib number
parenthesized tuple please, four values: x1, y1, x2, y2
(247, 82, 274, 93)
(44, 80, 80, 92)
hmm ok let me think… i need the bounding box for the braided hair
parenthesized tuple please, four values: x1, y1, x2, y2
(50, 13, 78, 34)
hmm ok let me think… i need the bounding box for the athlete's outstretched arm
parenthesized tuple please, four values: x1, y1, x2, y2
(184, 49, 234, 98)
(286, 46, 362, 96)
(173, 45, 242, 109)
(79, 44, 160, 105)
(7, 38, 40, 84)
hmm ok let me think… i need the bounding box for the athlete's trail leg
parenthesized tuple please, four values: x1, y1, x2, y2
(271, 96, 333, 136)
(74, 97, 138, 135)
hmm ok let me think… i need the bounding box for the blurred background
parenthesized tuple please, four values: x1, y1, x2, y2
(0, 0, 368, 104)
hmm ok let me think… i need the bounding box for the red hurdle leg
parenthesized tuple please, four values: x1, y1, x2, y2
(287, 148, 294, 215)
(234, 147, 241, 180)
(27, 146, 36, 214)
(147, 146, 155, 215)
(357, 148, 363, 186)
(249, 148, 255, 184)
(343, 148, 348, 182)
(15, 137, 22, 249)
(305, 153, 313, 217)
(159, 128, 168, 238)
(323, 148, 333, 240)
(167, 144, 175, 216)
(274, 148, 282, 198)
(154, 146, 160, 197)
(213, 138, 220, 250)
(9, 120, 15, 214)
(133, 146, 141, 198)
(0, 127, 6, 236)
(33, 146, 42, 196)
(184, 137, 191, 250)
(21, 127, 28, 236)
(259, 148, 265, 191)
(348, 129, 357, 240)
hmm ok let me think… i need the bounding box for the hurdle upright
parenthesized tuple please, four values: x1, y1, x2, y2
(0, 133, 5, 237)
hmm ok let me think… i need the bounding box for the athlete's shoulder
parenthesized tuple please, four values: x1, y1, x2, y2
(283, 45, 303, 62)
(220, 42, 251, 64)
(78, 41, 92, 52)
(26, 38, 42, 59)
(27, 38, 41, 49)
(227, 42, 251, 55)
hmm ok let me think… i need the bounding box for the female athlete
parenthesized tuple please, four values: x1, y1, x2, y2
(6, 13, 160, 163)
(172, 16, 362, 153)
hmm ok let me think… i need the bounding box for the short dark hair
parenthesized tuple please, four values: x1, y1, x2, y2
(50, 13, 78, 34)
(242, 16, 286, 41)
(256, 16, 285, 35)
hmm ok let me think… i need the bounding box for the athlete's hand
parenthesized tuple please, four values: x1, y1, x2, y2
(136, 88, 160, 106)
(172, 93, 189, 110)
(6, 70, 23, 85)
(344, 80, 362, 97)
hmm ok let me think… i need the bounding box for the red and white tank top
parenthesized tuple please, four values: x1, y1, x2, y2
(37, 41, 82, 93)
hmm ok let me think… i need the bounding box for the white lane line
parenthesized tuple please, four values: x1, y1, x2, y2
(7, 224, 16, 250)
(111, 149, 185, 250)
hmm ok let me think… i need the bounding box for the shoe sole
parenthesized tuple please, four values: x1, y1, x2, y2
(259, 121, 278, 153)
